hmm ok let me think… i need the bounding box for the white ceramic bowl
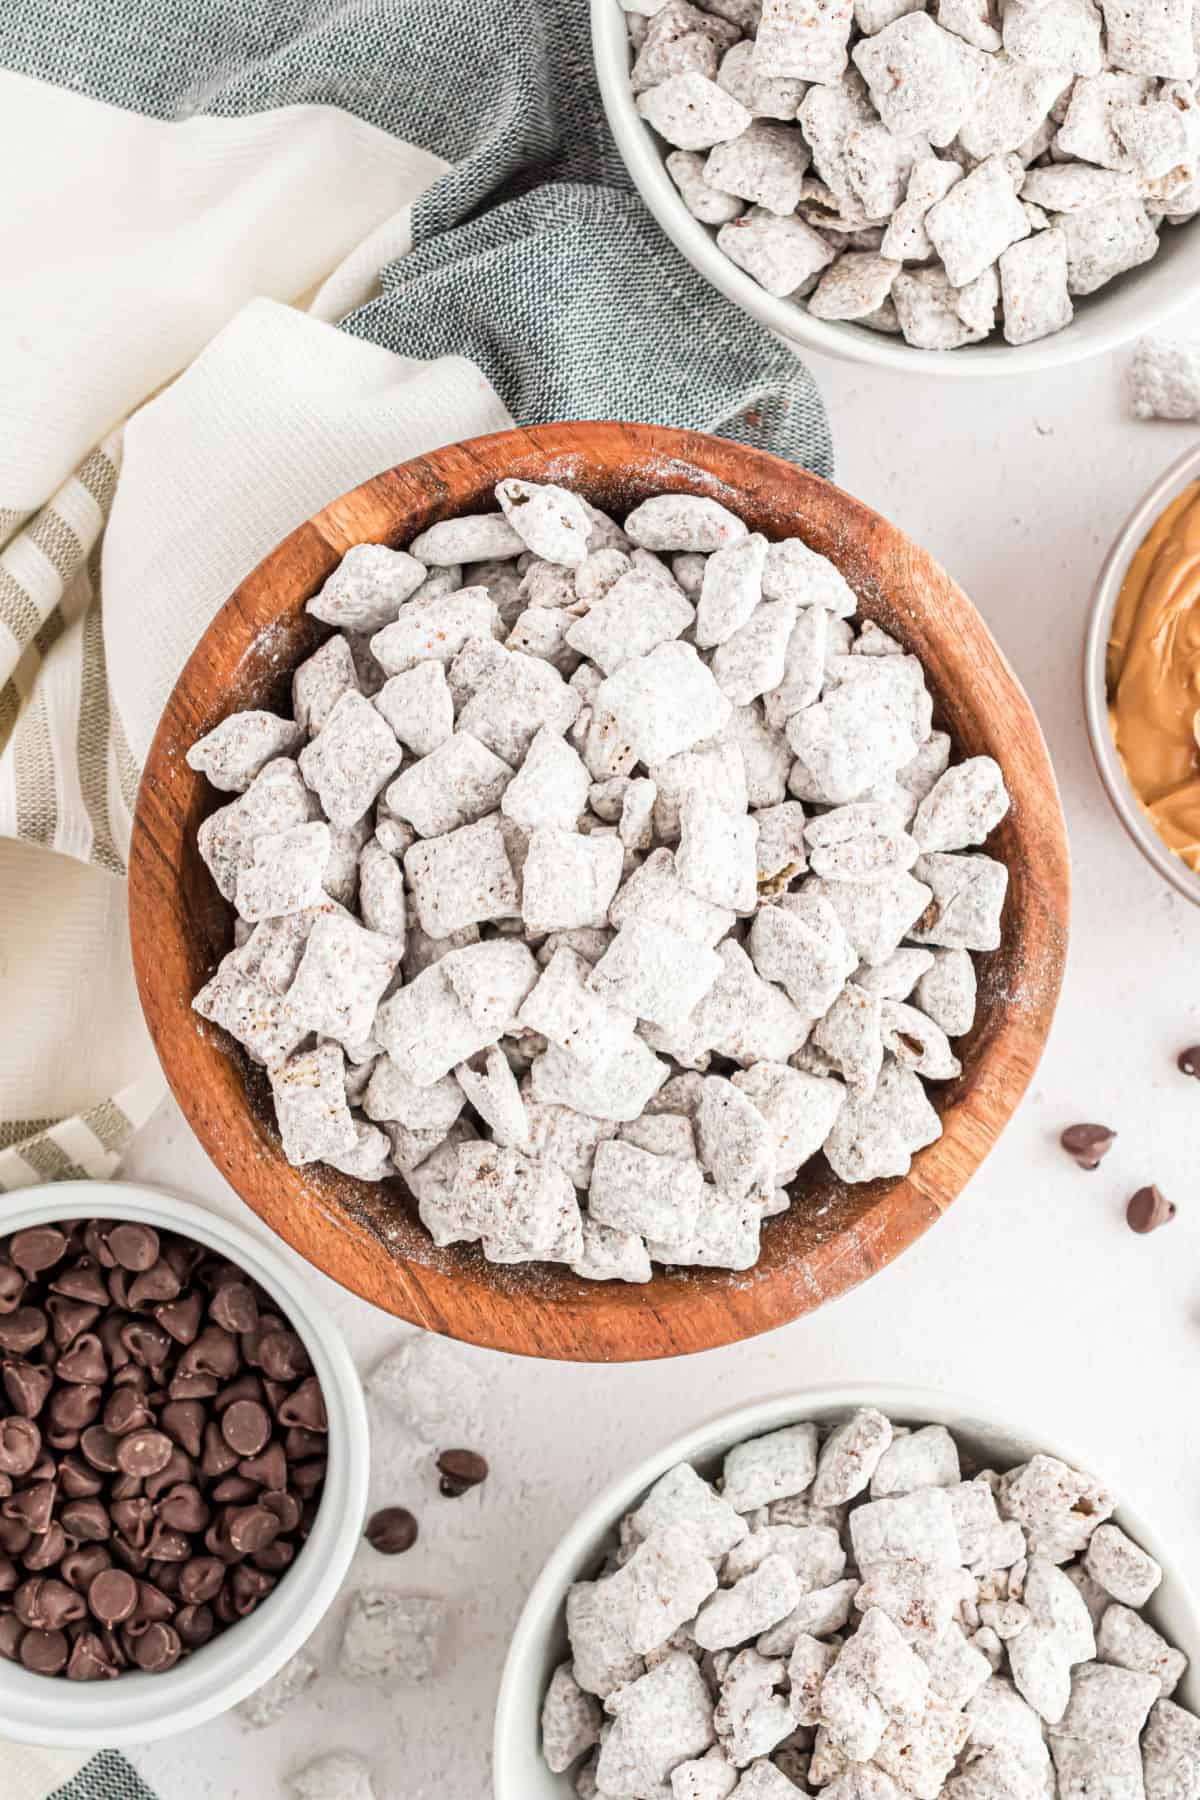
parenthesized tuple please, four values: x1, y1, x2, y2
(494, 1384, 1200, 1796)
(0, 1180, 370, 1749)
(1085, 440, 1200, 907)
(592, 0, 1200, 377)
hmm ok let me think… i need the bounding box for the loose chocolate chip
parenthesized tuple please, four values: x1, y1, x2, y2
(49, 1382, 102, 1435)
(45, 1296, 100, 1350)
(221, 1399, 271, 1458)
(1127, 1185, 1177, 1234)
(366, 1506, 419, 1554)
(0, 1416, 41, 1476)
(115, 1429, 173, 1479)
(67, 1631, 120, 1681)
(127, 1263, 181, 1310)
(104, 1386, 154, 1437)
(175, 1602, 215, 1648)
(21, 1627, 69, 1674)
(238, 1442, 287, 1491)
(133, 1581, 176, 1625)
(108, 1225, 160, 1275)
(436, 1448, 489, 1497)
(1177, 1045, 1200, 1078)
(49, 1259, 110, 1307)
(155, 1292, 204, 1346)
(0, 1308, 49, 1355)
(160, 1399, 206, 1459)
(24, 1521, 69, 1572)
(1060, 1123, 1116, 1170)
(88, 1567, 139, 1626)
(179, 1557, 225, 1606)
(226, 1505, 280, 1555)
(61, 1498, 111, 1542)
(157, 1485, 210, 1534)
(56, 1334, 108, 1385)
(130, 1621, 181, 1672)
(255, 1330, 310, 1383)
(277, 1377, 327, 1433)
(80, 1425, 120, 1473)
(209, 1283, 258, 1335)
(2, 1359, 52, 1419)
(10, 1229, 68, 1276)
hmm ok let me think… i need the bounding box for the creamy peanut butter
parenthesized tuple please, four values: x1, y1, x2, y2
(1108, 479, 1200, 873)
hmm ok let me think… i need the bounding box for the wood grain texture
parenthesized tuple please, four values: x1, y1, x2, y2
(127, 422, 1070, 1363)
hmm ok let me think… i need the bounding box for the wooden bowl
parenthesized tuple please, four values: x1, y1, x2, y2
(128, 422, 1070, 1363)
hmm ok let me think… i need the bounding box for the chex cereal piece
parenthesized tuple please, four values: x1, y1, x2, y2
(1002, 0, 1101, 77)
(404, 815, 519, 938)
(625, 494, 750, 553)
(597, 641, 733, 765)
(758, 1579, 859, 1655)
(998, 228, 1073, 345)
(199, 758, 320, 902)
(298, 690, 402, 829)
(1097, 1604, 1187, 1697)
(364, 1060, 465, 1134)
(748, 892, 856, 1013)
(722, 1424, 819, 1512)
(723, 1522, 847, 1588)
(652, 938, 813, 1069)
(369, 586, 501, 678)
(193, 957, 308, 1068)
(187, 711, 304, 792)
(710, 599, 797, 708)
(448, 633, 510, 708)
(812, 1408, 894, 1505)
(918, 1623, 993, 1712)
(1054, 1661, 1159, 1743)
(270, 1043, 357, 1166)
(909, 853, 1006, 951)
(925, 154, 1030, 286)
(566, 566, 695, 673)
(856, 946, 936, 1000)
(542, 1662, 603, 1773)
(753, 801, 809, 890)
(620, 778, 658, 851)
(912, 757, 1008, 852)
(1100, 0, 1196, 76)
(1007, 1558, 1097, 1721)
(326, 1118, 392, 1182)
(705, 122, 812, 214)
(813, 982, 885, 1097)
(855, 1561, 972, 1646)
(823, 1056, 942, 1180)
(671, 1749, 740, 1799)
(763, 608, 827, 731)
(713, 1647, 794, 1764)
(694, 532, 770, 648)
(807, 872, 933, 967)
(675, 792, 759, 913)
(589, 1137, 705, 1239)
(731, 1061, 845, 1182)
(523, 1094, 619, 1189)
(571, 1216, 653, 1284)
(496, 480, 593, 567)
(447, 1140, 584, 1263)
(521, 826, 624, 934)
(670, 148, 750, 222)
(1050, 1736, 1145, 1799)
(881, 158, 963, 261)
(409, 513, 525, 565)
(966, 1673, 1054, 1773)
(1058, 192, 1159, 294)
(1130, 336, 1200, 420)
(288, 1753, 375, 1800)
(852, 15, 979, 144)
(695, 1557, 802, 1652)
(1084, 1523, 1161, 1608)
(648, 1184, 763, 1269)
(787, 677, 924, 805)
(234, 821, 331, 921)
(293, 635, 359, 736)
(1142, 1699, 1200, 1796)
(757, 0, 856, 80)
(638, 70, 755, 148)
(531, 1037, 670, 1122)
(892, 267, 989, 351)
(651, 741, 749, 840)
(762, 538, 856, 616)
(871, 1425, 960, 1497)
(626, 1526, 720, 1655)
(957, 57, 1076, 160)
(875, 1703, 972, 1797)
(373, 661, 454, 757)
(520, 946, 636, 1067)
(1114, 90, 1200, 178)
(880, 1000, 962, 1079)
(718, 39, 807, 118)
(575, 546, 632, 604)
(718, 208, 836, 295)
(789, 1634, 842, 1727)
(807, 812, 919, 884)
(375, 969, 495, 1089)
(567, 1570, 643, 1699)
(385, 731, 512, 839)
(1020, 164, 1135, 213)
(590, 919, 723, 1033)
(808, 252, 902, 320)
(339, 1590, 445, 1684)
(694, 1076, 777, 1202)
(505, 605, 582, 673)
(357, 839, 407, 946)
(999, 1455, 1115, 1563)
(287, 912, 400, 1049)
(308, 543, 427, 633)
(1056, 71, 1157, 167)
(455, 1046, 529, 1147)
(460, 649, 581, 767)
(631, 1464, 748, 1562)
(597, 1653, 716, 1797)
(729, 705, 791, 811)
(621, 1111, 697, 1160)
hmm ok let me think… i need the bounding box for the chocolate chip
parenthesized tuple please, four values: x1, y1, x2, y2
(45, 1297, 100, 1349)
(211, 1474, 259, 1504)
(0, 1552, 17, 1592)
(133, 1580, 176, 1625)
(179, 1557, 224, 1606)
(61, 1498, 111, 1542)
(1059, 1123, 1116, 1170)
(365, 1506, 418, 1554)
(2, 1360, 52, 1419)
(49, 1259, 110, 1307)
(226, 1505, 279, 1555)
(0, 1417, 41, 1476)
(291, 1458, 327, 1496)
(120, 1321, 171, 1371)
(59, 1454, 103, 1500)
(160, 1399, 206, 1459)
(49, 1383, 102, 1435)
(209, 1283, 258, 1335)
(1177, 1045, 1200, 1078)
(20, 1628, 69, 1674)
(67, 1631, 120, 1681)
(1127, 1185, 1176, 1234)
(277, 1377, 326, 1433)
(175, 1603, 214, 1648)
(238, 1442, 286, 1491)
(56, 1334, 107, 1385)
(61, 1546, 113, 1592)
(0, 1308, 48, 1355)
(129, 1621, 181, 1672)
(127, 1262, 181, 1310)
(104, 1386, 154, 1437)
(15, 1577, 86, 1630)
(436, 1448, 489, 1496)
(9, 1230, 68, 1276)
(108, 1226, 160, 1274)
(0, 1614, 24, 1661)
(158, 1485, 210, 1534)
(155, 1292, 204, 1346)
(254, 1330, 310, 1383)
(221, 1399, 271, 1458)
(261, 1490, 302, 1534)
(252, 1539, 295, 1574)
(80, 1425, 120, 1473)
(0, 1266, 26, 1315)
(87, 1566, 139, 1625)
(115, 1429, 173, 1479)
(143, 1447, 195, 1501)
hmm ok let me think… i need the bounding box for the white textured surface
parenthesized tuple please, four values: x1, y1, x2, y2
(122, 346, 1200, 1799)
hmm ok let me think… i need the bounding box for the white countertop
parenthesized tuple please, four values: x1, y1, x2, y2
(119, 343, 1200, 1800)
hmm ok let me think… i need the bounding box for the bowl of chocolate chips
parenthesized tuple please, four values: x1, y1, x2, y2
(0, 1181, 369, 1747)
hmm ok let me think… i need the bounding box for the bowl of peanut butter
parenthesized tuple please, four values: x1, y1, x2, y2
(1088, 444, 1200, 905)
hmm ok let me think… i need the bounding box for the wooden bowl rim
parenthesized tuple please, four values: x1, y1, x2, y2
(128, 421, 1070, 1363)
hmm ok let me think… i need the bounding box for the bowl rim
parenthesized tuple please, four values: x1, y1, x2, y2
(1084, 439, 1200, 909)
(492, 1382, 1200, 1796)
(127, 418, 1070, 1363)
(591, 0, 1200, 379)
(0, 1180, 370, 1748)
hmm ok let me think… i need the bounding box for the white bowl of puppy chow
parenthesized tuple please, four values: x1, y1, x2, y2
(187, 470, 1015, 1286)
(0, 1182, 369, 1747)
(592, 0, 1200, 370)
(493, 1387, 1200, 1799)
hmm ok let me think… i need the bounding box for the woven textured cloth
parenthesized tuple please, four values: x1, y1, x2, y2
(0, 0, 828, 1789)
